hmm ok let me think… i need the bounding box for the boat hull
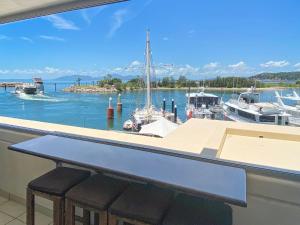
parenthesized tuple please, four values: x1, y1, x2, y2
(23, 87, 37, 95)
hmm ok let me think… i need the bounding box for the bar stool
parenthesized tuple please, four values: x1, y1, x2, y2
(65, 174, 128, 225)
(162, 194, 232, 225)
(108, 184, 173, 225)
(27, 167, 91, 225)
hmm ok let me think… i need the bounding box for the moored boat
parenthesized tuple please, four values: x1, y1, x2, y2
(123, 31, 180, 132)
(186, 87, 221, 119)
(274, 91, 300, 126)
(223, 87, 290, 125)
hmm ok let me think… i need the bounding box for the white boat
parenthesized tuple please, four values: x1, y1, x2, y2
(274, 91, 300, 126)
(186, 87, 221, 119)
(123, 31, 179, 131)
(223, 87, 290, 125)
(276, 90, 300, 103)
(15, 78, 44, 95)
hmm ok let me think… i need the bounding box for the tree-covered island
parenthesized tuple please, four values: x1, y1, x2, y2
(63, 74, 300, 93)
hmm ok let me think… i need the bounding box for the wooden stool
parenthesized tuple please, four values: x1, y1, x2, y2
(65, 174, 128, 225)
(27, 167, 90, 225)
(162, 194, 232, 225)
(108, 184, 173, 225)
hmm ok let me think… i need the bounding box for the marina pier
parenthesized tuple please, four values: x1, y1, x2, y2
(0, 82, 23, 88)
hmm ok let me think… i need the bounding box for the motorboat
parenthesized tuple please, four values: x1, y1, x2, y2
(15, 78, 44, 95)
(223, 87, 290, 125)
(274, 91, 300, 126)
(186, 87, 221, 119)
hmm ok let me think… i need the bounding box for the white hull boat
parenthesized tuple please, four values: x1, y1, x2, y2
(223, 87, 290, 126)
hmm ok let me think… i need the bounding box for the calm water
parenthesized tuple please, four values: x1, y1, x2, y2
(0, 82, 299, 131)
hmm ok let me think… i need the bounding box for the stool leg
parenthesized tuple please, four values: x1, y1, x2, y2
(99, 211, 108, 225)
(65, 199, 75, 225)
(82, 209, 90, 225)
(94, 213, 99, 225)
(53, 196, 64, 225)
(108, 214, 118, 225)
(26, 188, 35, 225)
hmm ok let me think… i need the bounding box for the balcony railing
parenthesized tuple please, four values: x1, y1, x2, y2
(0, 116, 299, 225)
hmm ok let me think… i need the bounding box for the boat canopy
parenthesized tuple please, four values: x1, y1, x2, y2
(186, 92, 219, 98)
(139, 118, 179, 138)
(0, 0, 126, 24)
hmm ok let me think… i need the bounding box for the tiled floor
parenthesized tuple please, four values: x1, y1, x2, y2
(0, 196, 52, 225)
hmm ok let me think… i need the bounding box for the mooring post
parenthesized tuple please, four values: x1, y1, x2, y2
(174, 105, 177, 123)
(107, 97, 114, 119)
(171, 99, 175, 113)
(117, 93, 122, 113)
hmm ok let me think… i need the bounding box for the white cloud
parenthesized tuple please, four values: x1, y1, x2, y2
(228, 61, 247, 70)
(108, 62, 200, 77)
(294, 62, 300, 68)
(203, 62, 219, 69)
(188, 29, 195, 37)
(39, 35, 65, 42)
(260, 60, 289, 68)
(129, 60, 142, 67)
(44, 15, 79, 30)
(20, 37, 33, 43)
(163, 37, 169, 41)
(81, 6, 107, 25)
(0, 61, 258, 79)
(107, 9, 128, 37)
(0, 67, 76, 76)
(0, 35, 10, 40)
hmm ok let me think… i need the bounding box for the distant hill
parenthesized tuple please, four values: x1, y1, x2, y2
(251, 72, 300, 81)
(53, 75, 99, 81)
(53, 74, 138, 82)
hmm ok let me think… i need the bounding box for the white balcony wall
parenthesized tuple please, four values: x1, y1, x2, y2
(0, 119, 298, 224)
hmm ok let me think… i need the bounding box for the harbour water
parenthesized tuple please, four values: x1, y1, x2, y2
(0, 81, 299, 131)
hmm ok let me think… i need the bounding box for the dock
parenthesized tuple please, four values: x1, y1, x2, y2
(0, 82, 23, 87)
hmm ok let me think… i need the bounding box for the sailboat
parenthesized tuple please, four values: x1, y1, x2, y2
(123, 31, 179, 131)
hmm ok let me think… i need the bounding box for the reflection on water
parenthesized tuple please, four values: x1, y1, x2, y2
(0, 82, 298, 131)
(107, 119, 114, 130)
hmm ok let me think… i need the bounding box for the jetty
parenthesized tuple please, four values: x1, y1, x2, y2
(63, 85, 118, 93)
(0, 82, 23, 87)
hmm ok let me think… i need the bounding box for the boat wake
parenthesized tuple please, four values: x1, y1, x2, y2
(14, 93, 65, 102)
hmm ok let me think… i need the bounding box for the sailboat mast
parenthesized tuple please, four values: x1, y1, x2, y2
(145, 30, 152, 110)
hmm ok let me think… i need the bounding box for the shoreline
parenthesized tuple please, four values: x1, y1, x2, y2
(63, 85, 293, 94)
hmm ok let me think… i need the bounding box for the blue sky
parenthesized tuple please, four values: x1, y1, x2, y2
(1, 0, 300, 79)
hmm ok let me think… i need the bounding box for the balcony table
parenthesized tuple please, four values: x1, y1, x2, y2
(8, 134, 247, 207)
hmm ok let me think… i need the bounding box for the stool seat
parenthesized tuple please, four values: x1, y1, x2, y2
(162, 194, 232, 225)
(66, 174, 128, 210)
(29, 167, 91, 196)
(109, 184, 173, 225)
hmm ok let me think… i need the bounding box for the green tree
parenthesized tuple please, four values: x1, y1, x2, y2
(176, 75, 188, 87)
